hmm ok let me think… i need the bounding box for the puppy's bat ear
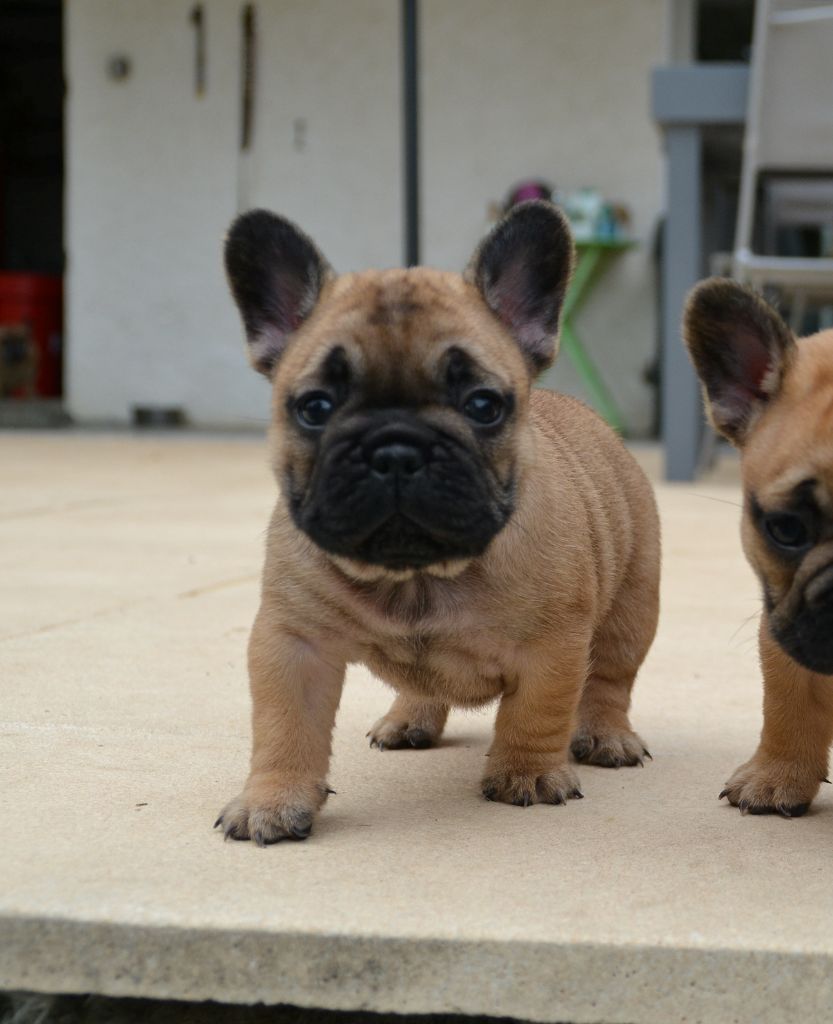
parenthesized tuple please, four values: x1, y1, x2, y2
(224, 209, 333, 377)
(466, 200, 575, 375)
(683, 278, 796, 446)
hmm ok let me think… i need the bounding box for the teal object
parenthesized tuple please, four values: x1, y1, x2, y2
(557, 237, 635, 435)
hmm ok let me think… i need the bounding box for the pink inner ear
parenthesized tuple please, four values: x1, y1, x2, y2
(272, 268, 315, 336)
(708, 323, 782, 437)
(484, 260, 554, 365)
(734, 326, 775, 399)
(495, 290, 524, 334)
(488, 261, 532, 334)
(719, 382, 759, 424)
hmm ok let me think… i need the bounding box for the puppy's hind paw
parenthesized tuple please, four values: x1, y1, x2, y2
(570, 726, 649, 768)
(367, 716, 438, 751)
(482, 763, 583, 807)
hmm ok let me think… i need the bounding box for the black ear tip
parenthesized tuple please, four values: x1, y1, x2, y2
(225, 209, 296, 256)
(683, 277, 789, 343)
(684, 278, 734, 330)
(481, 200, 574, 282)
(686, 277, 748, 315)
(226, 208, 274, 242)
(225, 209, 278, 276)
(500, 199, 572, 239)
(224, 209, 328, 289)
(228, 208, 275, 229)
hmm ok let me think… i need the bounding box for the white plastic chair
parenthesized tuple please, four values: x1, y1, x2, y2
(733, 0, 833, 321)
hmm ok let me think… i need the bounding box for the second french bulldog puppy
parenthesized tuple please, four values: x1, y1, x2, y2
(216, 201, 660, 845)
(686, 278, 833, 816)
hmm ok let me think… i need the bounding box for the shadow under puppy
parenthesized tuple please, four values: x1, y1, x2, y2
(686, 279, 833, 817)
(216, 201, 660, 845)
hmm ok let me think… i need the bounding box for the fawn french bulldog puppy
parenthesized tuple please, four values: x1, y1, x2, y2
(215, 201, 660, 845)
(686, 278, 833, 816)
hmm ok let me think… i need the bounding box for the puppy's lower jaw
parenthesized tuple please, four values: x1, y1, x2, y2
(329, 553, 471, 583)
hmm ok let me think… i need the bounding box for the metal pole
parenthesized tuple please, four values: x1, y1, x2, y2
(661, 126, 705, 481)
(402, 0, 420, 266)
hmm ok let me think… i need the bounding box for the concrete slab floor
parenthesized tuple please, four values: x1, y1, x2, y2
(2, 430, 832, 1024)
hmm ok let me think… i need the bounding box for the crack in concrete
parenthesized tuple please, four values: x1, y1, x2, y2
(0, 600, 147, 645)
(177, 574, 259, 599)
(0, 497, 128, 522)
(1, 574, 258, 645)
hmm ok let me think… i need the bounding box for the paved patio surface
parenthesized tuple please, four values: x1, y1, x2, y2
(2, 430, 832, 1024)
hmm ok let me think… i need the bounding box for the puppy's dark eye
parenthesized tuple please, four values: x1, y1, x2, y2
(296, 391, 335, 429)
(764, 513, 810, 550)
(463, 389, 504, 426)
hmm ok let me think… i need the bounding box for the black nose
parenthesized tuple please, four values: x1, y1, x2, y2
(369, 443, 425, 478)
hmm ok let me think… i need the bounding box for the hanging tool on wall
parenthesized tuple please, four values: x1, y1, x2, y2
(189, 4, 206, 96)
(241, 4, 256, 151)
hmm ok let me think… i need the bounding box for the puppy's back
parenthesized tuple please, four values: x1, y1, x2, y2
(530, 388, 659, 600)
(533, 386, 651, 491)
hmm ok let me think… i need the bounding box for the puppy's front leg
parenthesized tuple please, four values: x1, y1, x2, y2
(216, 605, 346, 845)
(483, 635, 588, 806)
(721, 619, 833, 817)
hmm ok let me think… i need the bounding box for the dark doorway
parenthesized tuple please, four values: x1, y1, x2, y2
(0, 0, 64, 415)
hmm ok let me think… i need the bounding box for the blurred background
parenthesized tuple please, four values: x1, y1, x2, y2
(1, 0, 831, 478)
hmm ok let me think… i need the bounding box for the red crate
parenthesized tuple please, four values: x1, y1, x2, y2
(0, 272, 63, 398)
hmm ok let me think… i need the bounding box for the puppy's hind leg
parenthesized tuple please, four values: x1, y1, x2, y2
(571, 551, 659, 768)
(368, 693, 449, 751)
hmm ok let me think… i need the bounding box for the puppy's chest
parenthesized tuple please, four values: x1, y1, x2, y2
(361, 620, 511, 706)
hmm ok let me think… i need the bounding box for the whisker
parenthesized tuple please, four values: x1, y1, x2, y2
(691, 492, 743, 509)
(729, 609, 762, 646)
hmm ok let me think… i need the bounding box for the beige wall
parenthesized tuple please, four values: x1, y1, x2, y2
(65, 0, 401, 429)
(66, 0, 666, 434)
(65, 0, 255, 427)
(240, 0, 403, 272)
(422, 0, 666, 436)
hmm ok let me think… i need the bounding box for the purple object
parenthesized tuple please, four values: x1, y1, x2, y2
(505, 180, 553, 210)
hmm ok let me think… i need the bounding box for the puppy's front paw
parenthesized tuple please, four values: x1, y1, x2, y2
(719, 752, 822, 818)
(482, 762, 583, 807)
(570, 726, 650, 768)
(214, 774, 329, 846)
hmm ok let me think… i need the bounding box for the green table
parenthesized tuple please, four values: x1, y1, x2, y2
(558, 237, 635, 435)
